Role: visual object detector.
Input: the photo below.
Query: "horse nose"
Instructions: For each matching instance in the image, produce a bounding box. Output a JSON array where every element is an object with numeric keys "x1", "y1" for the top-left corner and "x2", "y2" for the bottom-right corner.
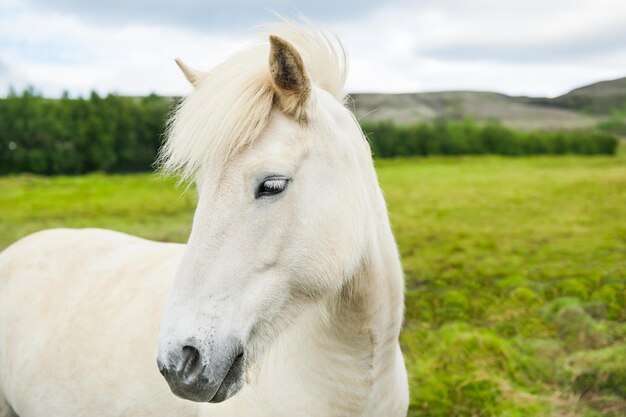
[
  {"x1": 157, "y1": 343, "x2": 206, "y2": 398},
  {"x1": 166, "y1": 345, "x2": 203, "y2": 378},
  {"x1": 157, "y1": 339, "x2": 245, "y2": 403}
]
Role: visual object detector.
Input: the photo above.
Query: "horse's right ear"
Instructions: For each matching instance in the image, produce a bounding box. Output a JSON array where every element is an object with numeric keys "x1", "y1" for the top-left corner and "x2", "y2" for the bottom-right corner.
[
  {"x1": 269, "y1": 35, "x2": 311, "y2": 124},
  {"x1": 175, "y1": 58, "x2": 204, "y2": 86}
]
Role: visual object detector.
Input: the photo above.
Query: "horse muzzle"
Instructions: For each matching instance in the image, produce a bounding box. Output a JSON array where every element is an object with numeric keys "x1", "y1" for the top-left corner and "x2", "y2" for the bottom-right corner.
[{"x1": 157, "y1": 339, "x2": 245, "y2": 403}]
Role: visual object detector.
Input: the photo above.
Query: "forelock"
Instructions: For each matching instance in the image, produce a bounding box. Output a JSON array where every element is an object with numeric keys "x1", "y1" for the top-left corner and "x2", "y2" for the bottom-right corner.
[{"x1": 158, "y1": 21, "x2": 348, "y2": 182}]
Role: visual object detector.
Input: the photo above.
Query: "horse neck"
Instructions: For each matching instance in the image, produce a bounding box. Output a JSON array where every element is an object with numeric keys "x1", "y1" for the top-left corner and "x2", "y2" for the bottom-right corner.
[{"x1": 250, "y1": 183, "x2": 406, "y2": 416}]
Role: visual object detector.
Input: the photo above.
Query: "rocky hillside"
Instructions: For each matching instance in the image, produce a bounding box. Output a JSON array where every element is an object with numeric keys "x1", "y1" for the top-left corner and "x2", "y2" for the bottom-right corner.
[
  {"x1": 534, "y1": 77, "x2": 626, "y2": 114},
  {"x1": 349, "y1": 77, "x2": 626, "y2": 131}
]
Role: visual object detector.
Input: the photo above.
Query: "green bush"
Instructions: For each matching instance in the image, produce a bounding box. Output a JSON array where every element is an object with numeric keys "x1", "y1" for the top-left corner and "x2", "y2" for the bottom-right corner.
[
  {"x1": 363, "y1": 119, "x2": 619, "y2": 158},
  {"x1": 0, "y1": 90, "x2": 619, "y2": 175},
  {"x1": 0, "y1": 89, "x2": 173, "y2": 175}
]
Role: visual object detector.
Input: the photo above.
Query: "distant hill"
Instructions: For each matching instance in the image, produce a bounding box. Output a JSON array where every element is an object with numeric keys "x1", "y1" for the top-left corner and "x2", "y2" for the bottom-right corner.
[
  {"x1": 349, "y1": 77, "x2": 626, "y2": 131},
  {"x1": 531, "y1": 77, "x2": 626, "y2": 115}
]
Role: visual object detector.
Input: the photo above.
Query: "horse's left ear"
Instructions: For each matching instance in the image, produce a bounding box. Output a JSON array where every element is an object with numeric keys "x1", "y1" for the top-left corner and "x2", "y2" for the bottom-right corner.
[
  {"x1": 269, "y1": 35, "x2": 311, "y2": 123},
  {"x1": 175, "y1": 58, "x2": 204, "y2": 86}
]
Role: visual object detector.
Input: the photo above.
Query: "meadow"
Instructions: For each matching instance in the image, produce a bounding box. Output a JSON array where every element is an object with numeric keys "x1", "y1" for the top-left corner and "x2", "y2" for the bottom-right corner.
[{"x1": 0, "y1": 155, "x2": 624, "y2": 416}]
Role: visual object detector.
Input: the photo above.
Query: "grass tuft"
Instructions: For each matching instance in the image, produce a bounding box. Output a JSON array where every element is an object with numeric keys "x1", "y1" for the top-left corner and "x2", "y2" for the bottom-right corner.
[{"x1": 1, "y1": 155, "x2": 624, "y2": 416}]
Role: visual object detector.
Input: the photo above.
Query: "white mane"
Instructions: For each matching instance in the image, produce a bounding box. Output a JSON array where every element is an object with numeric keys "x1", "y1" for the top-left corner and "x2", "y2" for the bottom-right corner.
[{"x1": 159, "y1": 22, "x2": 348, "y2": 181}]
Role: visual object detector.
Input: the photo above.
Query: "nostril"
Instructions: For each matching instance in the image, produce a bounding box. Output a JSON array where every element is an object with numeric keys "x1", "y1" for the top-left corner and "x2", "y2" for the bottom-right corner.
[{"x1": 181, "y1": 345, "x2": 202, "y2": 381}]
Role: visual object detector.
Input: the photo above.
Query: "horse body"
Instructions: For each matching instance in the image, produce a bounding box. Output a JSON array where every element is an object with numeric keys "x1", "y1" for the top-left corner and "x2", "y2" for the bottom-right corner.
[
  {"x1": 0, "y1": 22, "x2": 409, "y2": 416},
  {"x1": 0, "y1": 229, "x2": 193, "y2": 417},
  {"x1": 0, "y1": 225, "x2": 407, "y2": 416}
]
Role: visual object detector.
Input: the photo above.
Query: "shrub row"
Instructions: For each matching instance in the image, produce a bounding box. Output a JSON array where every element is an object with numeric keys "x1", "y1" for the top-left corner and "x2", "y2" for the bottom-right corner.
[
  {"x1": 0, "y1": 90, "x2": 618, "y2": 175},
  {"x1": 0, "y1": 90, "x2": 172, "y2": 175},
  {"x1": 363, "y1": 119, "x2": 618, "y2": 158}
]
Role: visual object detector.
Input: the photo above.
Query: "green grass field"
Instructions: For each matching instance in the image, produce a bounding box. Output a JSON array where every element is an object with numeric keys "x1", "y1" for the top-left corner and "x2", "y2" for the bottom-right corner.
[{"x1": 1, "y1": 156, "x2": 625, "y2": 416}]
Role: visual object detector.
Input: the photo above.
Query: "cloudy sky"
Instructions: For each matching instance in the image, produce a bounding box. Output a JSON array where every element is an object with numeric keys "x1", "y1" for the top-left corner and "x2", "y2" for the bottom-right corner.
[{"x1": 1, "y1": 0, "x2": 625, "y2": 98}]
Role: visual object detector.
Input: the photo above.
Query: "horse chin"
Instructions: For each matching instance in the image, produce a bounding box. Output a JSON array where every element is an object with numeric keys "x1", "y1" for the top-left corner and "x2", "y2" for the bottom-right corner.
[
  {"x1": 167, "y1": 370, "x2": 244, "y2": 404},
  {"x1": 207, "y1": 352, "x2": 246, "y2": 403},
  {"x1": 209, "y1": 374, "x2": 244, "y2": 403},
  {"x1": 164, "y1": 351, "x2": 246, "y2": 403}
]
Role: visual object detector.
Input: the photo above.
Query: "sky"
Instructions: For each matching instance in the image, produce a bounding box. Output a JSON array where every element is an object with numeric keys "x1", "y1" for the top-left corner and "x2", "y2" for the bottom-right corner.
[{"x1": 1, "y1": 0, "x2": 625, "y2": 98}]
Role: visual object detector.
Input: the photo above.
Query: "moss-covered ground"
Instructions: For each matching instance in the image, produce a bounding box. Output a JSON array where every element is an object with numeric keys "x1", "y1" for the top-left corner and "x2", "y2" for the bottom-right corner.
[{"x1": 1, "y1": 155, "x2": 624, "y2": 416}]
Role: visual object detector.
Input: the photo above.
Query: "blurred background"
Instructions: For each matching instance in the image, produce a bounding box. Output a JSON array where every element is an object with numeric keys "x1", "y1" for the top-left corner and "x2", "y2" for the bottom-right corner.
[{"x1": 1, "y1": 1, "x2": 625, "y2": 416}]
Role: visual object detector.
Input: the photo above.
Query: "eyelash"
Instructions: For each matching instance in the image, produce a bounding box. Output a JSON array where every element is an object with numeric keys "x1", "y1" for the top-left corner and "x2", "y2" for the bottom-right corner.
[{"x1": 255, "y1": 177, "x2": 289, "y2": 199}]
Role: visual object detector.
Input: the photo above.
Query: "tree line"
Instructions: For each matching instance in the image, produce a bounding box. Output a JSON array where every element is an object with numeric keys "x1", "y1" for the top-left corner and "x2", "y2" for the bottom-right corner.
[
  {"x1": 363, "y1": 119, "x2": 618, "y2": 158},
  {"x1": 0, "y1": 90, "x2": 619, "y2": 175},
  {"x1": 0, "y1": 90, "x2": 172, "y2": 175}
]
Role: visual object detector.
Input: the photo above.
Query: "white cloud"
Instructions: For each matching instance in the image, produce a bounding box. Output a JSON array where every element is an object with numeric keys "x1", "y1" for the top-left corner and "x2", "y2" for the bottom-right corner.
[
  {"x1": 1, "y1": 0, "x2": 625, "y2": 97},
  {"x1": 328, "y1": 0, "x2": 626, "y2": 95},
  {"x1": 0, "y1": 4, "x2": 247, "y2": 96}
]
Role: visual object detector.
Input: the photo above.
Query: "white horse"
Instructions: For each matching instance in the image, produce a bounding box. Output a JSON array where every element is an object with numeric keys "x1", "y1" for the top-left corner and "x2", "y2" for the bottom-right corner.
[{"x1": 0, "y1": 23, "x2": 408, "y2": 417}]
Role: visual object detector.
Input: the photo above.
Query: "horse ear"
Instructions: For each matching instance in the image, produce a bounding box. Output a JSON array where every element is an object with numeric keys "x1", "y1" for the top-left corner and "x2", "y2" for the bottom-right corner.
[
  {"x1": 174, "y1": 58, "x2": 203, "y2": 86},
  {"x1": 269, "y1": 35, "x2": 311, "y2": 123}
]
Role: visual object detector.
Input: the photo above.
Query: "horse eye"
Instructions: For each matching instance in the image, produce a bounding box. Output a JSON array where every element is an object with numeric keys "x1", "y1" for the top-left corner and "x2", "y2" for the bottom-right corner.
[{"x1": 256, "y1": 177, "x2": 289, "y2": 198}]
